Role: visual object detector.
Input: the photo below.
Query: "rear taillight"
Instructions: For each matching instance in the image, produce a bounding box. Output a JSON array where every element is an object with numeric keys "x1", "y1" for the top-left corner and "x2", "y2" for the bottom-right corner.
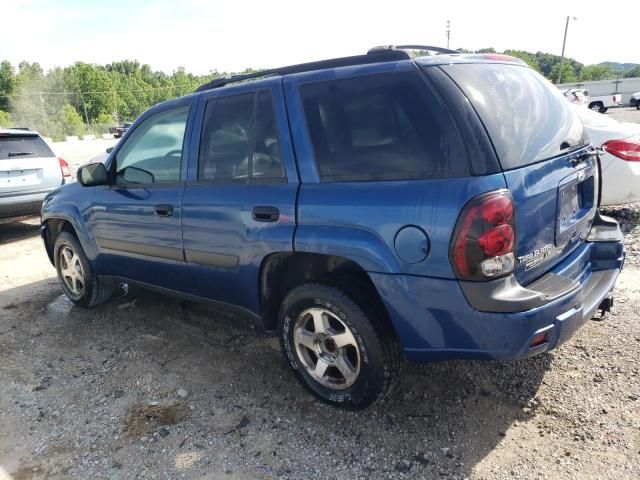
[
  {"x1": 58, "y1": 157, "x2": 72, "y2": 177},
  {"x1": 602, "y1": 140, "x2": 640, "y2": 161},
  {"x1": 450, "y1": 191, "x2": 516, "y2": 281}
]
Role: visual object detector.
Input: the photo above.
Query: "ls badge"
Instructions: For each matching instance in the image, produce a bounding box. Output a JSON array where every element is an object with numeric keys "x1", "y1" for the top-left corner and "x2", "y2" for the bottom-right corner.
[{"x1": 518, "y1": 244, "x2": 553, "y2": 271}]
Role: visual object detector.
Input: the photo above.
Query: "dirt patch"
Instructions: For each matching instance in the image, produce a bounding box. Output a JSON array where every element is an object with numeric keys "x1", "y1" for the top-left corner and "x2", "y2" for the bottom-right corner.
[{"x1": 124, "y1": 401, "x2": 190, "y2": 436}]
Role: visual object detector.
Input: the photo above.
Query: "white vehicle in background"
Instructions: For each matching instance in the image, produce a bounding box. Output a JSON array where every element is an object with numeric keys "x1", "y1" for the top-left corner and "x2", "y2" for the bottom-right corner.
[
  {"x1": 563, "y1": 88, "x2": 621, "y2": 113},
  {"x1": 583, "y1": 91, "x2": 622, "y2": 113},
  {"x1": 562, "y1": 88, "x2": 589, "y2": 107},
  {"x1": 573, "y1": 106, "x2": 640, "y2": 205},
  {"x1": 0, "y1": 128, "x2": 72, "y2": 222}
]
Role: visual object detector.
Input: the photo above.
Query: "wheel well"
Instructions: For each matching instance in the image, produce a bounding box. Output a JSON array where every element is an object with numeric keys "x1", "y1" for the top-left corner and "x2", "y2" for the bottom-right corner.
[
  {"x1": 259, "y1": 252, "x2": 390, "y2": 332},
  {"x1": 43, "y1": 218, "x2": 76, "y2": 265}
]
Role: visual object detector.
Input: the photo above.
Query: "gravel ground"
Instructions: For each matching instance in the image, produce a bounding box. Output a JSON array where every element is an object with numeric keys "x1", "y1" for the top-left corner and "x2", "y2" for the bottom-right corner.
[
  {"x1": 0, "y1": 206, "x2": 639, "y2": 480},
  {"x1": 606, "y1": 105, "x2": 640, "y2": 124}
]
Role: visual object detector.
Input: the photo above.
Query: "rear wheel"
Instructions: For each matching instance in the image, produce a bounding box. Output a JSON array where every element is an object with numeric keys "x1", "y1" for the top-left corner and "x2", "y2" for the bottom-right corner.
[
  {"x1": 278, "y1": 282, "x2": 404, "y2": 409},
  {"x1": 589, "y1": 102, "x2": 604, "y2": 113},
  {"x1": 54, "y1": 231, "x2": 112, "y2": 308}
]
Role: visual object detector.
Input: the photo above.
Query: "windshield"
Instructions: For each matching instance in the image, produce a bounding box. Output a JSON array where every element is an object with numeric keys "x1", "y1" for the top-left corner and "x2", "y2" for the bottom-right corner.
[
  {"x1": 441, "y1": 64, "x2": 590, "y2": 169},
  {"x1": 0, "y1": 135, "x2": 55, "y2": 160}
]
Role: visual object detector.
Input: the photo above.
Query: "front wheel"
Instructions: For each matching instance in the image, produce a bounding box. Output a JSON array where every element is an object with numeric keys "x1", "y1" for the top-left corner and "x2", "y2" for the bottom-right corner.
[
  {"x1": 54, "y1": 231, "x2": 113, "y2": 308},
  {"x1": 278, "y1": 282, "x2": 404, "y2": 409}
]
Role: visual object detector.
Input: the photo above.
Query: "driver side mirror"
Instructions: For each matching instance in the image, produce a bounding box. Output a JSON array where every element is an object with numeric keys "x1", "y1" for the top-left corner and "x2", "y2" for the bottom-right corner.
[
  {"x1": 78, "y1": 162, "x2": 108, "y2": 187},
  {"x1": 106, "y1": 146, "x2": 114, "y2": 154}
]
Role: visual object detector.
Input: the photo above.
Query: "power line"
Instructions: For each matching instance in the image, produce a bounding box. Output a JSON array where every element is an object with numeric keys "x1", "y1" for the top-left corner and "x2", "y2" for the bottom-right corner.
[{"x1": 0, "y1": 83, "x2": 202, "y2": 98}]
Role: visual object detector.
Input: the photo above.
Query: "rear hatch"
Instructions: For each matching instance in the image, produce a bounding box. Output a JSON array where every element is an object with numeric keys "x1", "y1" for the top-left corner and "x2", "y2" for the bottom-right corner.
[
  {"x1": 0, "y1": 132, "x2": 62, "y2": 195},
  {"x1": 439, "y1": 62, "x2": 596, "y2": 285}
]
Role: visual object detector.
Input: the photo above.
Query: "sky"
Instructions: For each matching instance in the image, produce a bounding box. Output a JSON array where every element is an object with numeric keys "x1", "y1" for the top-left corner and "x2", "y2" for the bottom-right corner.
[{"x1": 2, "y1": 0, "x2": 639, "y2": 75}]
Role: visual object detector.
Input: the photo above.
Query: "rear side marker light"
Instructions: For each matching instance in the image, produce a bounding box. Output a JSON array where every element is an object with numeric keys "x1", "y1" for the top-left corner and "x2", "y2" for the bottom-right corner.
[
  {"x1": 530, "y1": 332, "x2": 549, "y2": 347},
  {"x1": 602, "y1": 140, "x2": 640, "y2": 162},
  {"x1": 58, "y1": 157, "x2": 72, "y2": 177},
  {"x1": 450, "y1": 190, "x2": 516, "y2": 281}
]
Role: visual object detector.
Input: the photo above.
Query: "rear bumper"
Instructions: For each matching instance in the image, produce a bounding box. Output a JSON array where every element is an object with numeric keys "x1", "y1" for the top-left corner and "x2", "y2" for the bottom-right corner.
[
  {"x1": 0, "y1": 188, "x2": 58, "y2": 220},
  {"x1": 370, "y1": 215, "x2": 624, "y2": 363}
]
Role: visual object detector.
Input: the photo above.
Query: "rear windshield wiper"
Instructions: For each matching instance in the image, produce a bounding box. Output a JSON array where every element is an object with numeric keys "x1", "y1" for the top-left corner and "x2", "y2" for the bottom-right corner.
[{"x1": 7, "y1": 151, "x2": 34, "y2": 157}]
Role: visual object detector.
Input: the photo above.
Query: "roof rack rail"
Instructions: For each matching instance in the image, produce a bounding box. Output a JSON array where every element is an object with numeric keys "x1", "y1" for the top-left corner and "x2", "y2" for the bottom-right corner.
[
  {"x1": 195, "y1": 49, "x2": 411, "y2": 93},
  {"x1": 367, "y1": 45, "x2": 459, "y2": 55}
]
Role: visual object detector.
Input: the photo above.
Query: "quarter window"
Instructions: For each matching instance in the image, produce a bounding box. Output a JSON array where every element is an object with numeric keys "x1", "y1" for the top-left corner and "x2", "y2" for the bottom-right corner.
[
  {"x1": 300, "y1": 71, "x2": 468, "y2": 181},
  {"x1": 115, "y1": 106, "x2": 189, "y2": 184}
]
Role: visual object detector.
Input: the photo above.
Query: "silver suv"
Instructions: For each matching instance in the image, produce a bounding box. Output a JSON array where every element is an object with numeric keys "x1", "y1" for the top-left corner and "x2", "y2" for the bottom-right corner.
[{"x1": 0, "y1": 128, "x2": 71, "y2": 222}]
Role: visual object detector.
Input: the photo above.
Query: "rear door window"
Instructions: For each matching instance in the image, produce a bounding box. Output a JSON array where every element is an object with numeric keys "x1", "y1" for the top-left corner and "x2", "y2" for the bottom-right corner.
[
  {"x1": 300, "y1": 71, "x2": 468, "y2": 181},
  {"x1": 441, "y1": 64, "x2": 589, "y2": 170},
  {"x1": 0, "y1": 135, "x2": 54, "y2": 160},
  {"x1": 198, "y1": 90, "x2": 285, "y2": 182}
]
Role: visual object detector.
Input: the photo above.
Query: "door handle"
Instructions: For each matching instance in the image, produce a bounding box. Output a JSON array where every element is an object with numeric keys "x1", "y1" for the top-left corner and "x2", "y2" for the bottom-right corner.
[
  {"x1": 252, "y1": 206, "x2": 279, "y2": 222},
  {"x1": 154, "y1": 204, "x2": 174, "y2": 217}
]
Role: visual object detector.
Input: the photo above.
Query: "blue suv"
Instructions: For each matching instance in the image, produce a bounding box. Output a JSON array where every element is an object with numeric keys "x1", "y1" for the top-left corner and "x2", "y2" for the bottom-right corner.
[{"x1": 41, "y1": 46, "x2": 625, "y2": 408}]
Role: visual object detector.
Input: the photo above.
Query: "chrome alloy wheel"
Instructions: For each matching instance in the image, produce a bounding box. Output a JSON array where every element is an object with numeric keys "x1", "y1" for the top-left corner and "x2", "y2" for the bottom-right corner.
[
  {"x1": 59, "y1": 245, "x2": 85, "y2": 296},
  {"x1": 293, "y1": 307, "x2": 361, "y2": 389}
]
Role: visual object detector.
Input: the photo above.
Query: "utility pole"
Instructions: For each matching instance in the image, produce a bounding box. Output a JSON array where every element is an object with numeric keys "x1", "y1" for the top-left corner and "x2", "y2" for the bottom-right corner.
[
  {"x1": 446, "y1": 20, "x2": 451, "y2": 49},
  {"x1": 558, "y1": 16, "x2": 577, "y2": 84},
  {"x1": 39, "y1": 93, "x2": 48, "y2": 136},
  {"x1": 80, "y1": 93, "x2": 90, "y2": 128}
]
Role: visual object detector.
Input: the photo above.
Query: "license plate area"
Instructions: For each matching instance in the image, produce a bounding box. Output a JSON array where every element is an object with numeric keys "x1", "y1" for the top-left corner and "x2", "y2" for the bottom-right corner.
[
  {"x1": 1, "y1": 169, "x2": 41, "y2": 187},
  {"x1": 556, "y1": 169, "x2": 595, "y2": 246}
]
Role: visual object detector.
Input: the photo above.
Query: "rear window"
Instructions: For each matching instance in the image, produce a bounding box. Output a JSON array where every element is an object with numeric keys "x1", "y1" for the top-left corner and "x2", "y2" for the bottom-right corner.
[
  {"x1": 300, "y1": 71, "x2": 468, "y2": 181},
  {"x1": 442, "y1": 64, "x2": 589, "y2": 170},
  {"x1": 0, "y1": 134, "x2": 55, "y2": 160}
]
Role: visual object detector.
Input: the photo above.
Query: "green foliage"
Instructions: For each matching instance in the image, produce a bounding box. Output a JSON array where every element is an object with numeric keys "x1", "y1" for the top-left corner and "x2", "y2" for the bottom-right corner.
[
  {"x1": 503, "y1": 50, "x2": 541, "y2": 72},
  {"x1": 623, "y1": 65, "x2": 640, "y2": 78},
  {"x1": 0, "y1": 59, "x2": 221, "y2": 138},
  {"x1": 579, "y1": 64, "x2": 615, "y2": 81},
  {"x1": 550, "y1": 62, "x2": 578, "y2": 83},
  {"x1": 0, "y1": 109, "x2": 11, "y2": 127},
  {"x1": 60, "y1": 104, "x2": 84, "y2": 136}
]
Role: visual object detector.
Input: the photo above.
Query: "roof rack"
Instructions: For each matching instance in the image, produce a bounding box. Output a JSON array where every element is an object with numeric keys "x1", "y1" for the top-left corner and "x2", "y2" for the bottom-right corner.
[
  {"x1": 195, "y1": 49, "x2": 416, "y2": 93},
  {"x1": 195, "y1": 45, "x2": 458, "y2": 93}
]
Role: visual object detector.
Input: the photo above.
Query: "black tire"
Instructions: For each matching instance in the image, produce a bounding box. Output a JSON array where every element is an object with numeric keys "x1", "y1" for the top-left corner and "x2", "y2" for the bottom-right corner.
[
  {"x1": 278, "y1": 282, "x2": 404, "y2": 409},
  {"x1": 601, "y1": 107, "x2": 608, "y2": 113},
  {"x1": 589, "y1": 102, "x2": 604, "y2": 113},
  {"x1": 54, "y1": 231, "x2": 113, "y2": 308}
]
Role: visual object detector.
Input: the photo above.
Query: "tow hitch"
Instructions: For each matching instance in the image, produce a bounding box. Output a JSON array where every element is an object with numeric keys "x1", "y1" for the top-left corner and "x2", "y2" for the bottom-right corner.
[{"x1": 592, "y1": 296, "x2": 614, "y2": 321}]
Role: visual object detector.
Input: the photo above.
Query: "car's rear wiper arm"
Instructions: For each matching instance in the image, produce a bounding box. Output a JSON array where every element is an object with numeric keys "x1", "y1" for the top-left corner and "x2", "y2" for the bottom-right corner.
[{"x1": 7, "y1": 151, "x2": 34, "y2": 157}]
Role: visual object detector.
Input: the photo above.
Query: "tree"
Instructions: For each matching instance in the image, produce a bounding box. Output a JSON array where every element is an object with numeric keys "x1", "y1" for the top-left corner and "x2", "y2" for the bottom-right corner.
[
  {"x1": 550, "y1": 62, "x2": 578, "y2": 83},
  {"x1": 623, "y1": 65, "x2": 640, "y2": 78},
  {"x1": 60, "y1": 104, "x2": 85, "y2": 136},
  {"x1": 0, "y1": 61, "x2": 15, "y2": 110},
  {"x1": 579, "y1": 64, "x2": 615, "y2": 81},
  {"x1": 503, "y1": 50, "x2": 541, "y2": 72},
  {"x1": 0, "y1": 109, "x2": 10, "y2": 127}
]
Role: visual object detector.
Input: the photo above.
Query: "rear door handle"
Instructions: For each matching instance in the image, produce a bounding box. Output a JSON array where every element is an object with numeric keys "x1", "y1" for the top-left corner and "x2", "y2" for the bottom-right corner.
[
  {"x1": 252, "y1": 206, "x2": 279, "y2": 222},
  {"x1": 154, "y1": 204, "x2": 174, "y2": 217}
]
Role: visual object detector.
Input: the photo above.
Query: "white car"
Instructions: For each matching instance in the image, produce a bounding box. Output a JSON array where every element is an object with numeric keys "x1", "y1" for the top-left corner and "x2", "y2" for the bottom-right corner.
[
  {"x1": 1, "y1": 128, "x2": 72, "y2": 222},
  {"x1": 573, "y1": 106, "x2": 640, "y2": 205}
]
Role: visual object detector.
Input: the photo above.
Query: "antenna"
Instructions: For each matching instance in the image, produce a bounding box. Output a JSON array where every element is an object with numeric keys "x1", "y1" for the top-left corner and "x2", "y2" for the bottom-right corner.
[{"x1": 446, "y1": 20, "x2": 451, "y2": 49}]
